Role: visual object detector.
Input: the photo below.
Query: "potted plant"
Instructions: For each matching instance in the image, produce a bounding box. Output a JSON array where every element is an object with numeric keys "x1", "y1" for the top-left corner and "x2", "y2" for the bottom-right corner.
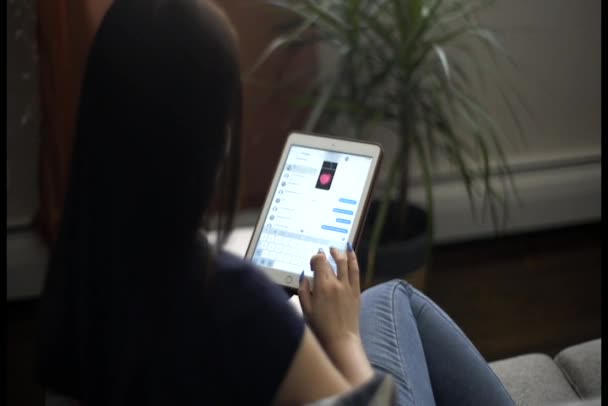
[{"x1": 248, "y1": 0, "x2": 523, "y2": 289}]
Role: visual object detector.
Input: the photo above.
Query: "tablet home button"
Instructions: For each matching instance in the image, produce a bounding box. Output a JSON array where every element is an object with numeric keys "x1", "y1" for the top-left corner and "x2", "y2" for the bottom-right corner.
[{"x1": 285, "y1": 275, "x2": 293, "y2": 284}]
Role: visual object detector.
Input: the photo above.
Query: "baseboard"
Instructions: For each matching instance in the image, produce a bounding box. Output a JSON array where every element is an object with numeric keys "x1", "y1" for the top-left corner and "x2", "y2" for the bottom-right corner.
[{"x1": 407, "y1": 154, "x2": 602, "y2": 244}]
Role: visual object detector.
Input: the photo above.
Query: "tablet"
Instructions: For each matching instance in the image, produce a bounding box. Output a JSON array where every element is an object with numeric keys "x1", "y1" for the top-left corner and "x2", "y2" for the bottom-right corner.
[{"x1": 245, "y1": 132, "x2": 383, "y2": 292}]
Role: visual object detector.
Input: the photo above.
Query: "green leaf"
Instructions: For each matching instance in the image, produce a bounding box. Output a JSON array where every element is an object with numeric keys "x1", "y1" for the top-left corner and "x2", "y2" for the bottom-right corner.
[
  {"x1": 364, "y1": 156, "x2": 401, "y2": 288},
  {"x1": 244, "y1": 17, "x2": 317, "y2": 78},
  {"x1": 398, "y1": 0, "x2": 443, "y2": 67},
  {"x1": 303, "y1": 72, "x2": 341, "y2": 131},
  {"x1": 498, "y1": 84, "x2": 525, "y2": 146},
  {"x1": 426, "y1": 98, "x2": 479, "y2": 216},
  {"x1": 411, "y1": 129, "x2": 435, "y2": 266},
  {"x1": 450, "y1": 61, "x2": 472, "y2": 87},
  {"x1": 300, "y1": 0, "x2": 349, "y2": 36},
  {"x1": 419, "y1": 104, "x2": 438, "y2": 165},
  {"x1": 390, "y1": 0, "x2": 409, "y2": 43},
  {"x1": 358, "y1": 4, "x2": 399, "y2": 48},
  {"x1": 433, "y1": 45, "x2": 451, "y2": 82},
  {"x1": 434, "y1": 0, "x2": 491, "y2": 28},
  {"x1": 450, "y1": 93, "x2": 513, "y2": 229},
  {"x1": 498, "y1": 73, "x2": 539, "y2": 149},
  {"x1": 448, "y1": 43, "x2": 489, "y2": 94},
  {"x1": 467, "y1": 27, "x2": 517, "y2": 68},
  {"x1": 408, "y1": 0, "x2": 423, "y2": 22}
]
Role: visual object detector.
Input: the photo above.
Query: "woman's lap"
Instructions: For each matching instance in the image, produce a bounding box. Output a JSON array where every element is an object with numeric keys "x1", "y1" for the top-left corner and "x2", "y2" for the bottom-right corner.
[
  {"x1": 360, "y1": 280, "x2": 514, "y2": 406},
  {"x1": 360, "y1": 280, "x2": 436, "y2": 405}
]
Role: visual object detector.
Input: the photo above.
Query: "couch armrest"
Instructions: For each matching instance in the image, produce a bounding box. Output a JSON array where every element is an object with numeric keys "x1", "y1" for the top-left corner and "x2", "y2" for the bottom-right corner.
[
  {"x1": 554, "y1": 339, "x2": 602, "y2": 399},
  {"x1": 490, "y1": 353, "x2": 579, "y2": 405}
]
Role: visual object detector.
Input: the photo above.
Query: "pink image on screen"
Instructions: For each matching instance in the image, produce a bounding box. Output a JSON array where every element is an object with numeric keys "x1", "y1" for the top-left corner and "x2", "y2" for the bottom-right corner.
[
  {"x1": 319, "y1": 173, "x2": 333, "y2": 185},
  {"x1": 316, "y1": 161, "x2": 338, "y2": 190}
]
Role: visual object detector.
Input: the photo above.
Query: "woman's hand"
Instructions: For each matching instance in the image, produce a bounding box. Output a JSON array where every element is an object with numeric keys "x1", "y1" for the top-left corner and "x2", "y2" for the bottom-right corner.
[
  {"x1": 298, "y1": 244, "x2": 374, "y2": 386},
  {"x1": 298, "y1": 245, "x2": 361, "y2": 346}
]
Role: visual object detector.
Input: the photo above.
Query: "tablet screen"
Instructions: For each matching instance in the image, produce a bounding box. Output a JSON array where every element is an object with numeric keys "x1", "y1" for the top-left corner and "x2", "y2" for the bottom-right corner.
[{"x1": 251, "y1": 145, "x2": 373, "y2": 278}]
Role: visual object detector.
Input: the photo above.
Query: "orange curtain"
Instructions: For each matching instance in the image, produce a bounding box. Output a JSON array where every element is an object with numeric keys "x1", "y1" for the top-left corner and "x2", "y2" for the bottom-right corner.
[{"x1": 36, "y1": 0, "x2": 112, "y2": 244}]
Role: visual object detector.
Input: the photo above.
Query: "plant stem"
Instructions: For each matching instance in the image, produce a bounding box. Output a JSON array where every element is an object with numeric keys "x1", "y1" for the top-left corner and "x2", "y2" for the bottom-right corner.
[
  {"x1": 413, "y1": 136, "x2": 435, "y2": 284},
  {"x1": 364, "y1": 156, "x2": 401, "y2": 289},
  {"x1": 398, "y1": 105, "x2": 412, "y2": 230},
  {"x1": 398, "y1": 139, "x2": 411, "y2": 229}
]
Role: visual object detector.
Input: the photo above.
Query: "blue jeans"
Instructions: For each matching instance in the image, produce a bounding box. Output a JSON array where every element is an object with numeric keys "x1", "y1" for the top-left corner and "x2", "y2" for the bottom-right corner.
[{"x1": 360, "y1": 280, "x2": 515, "y2": 406}]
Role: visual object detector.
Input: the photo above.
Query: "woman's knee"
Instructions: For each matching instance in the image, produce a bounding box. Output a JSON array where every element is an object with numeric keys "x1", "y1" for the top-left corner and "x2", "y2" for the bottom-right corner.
[{"x1": 361, "y1": 279, "x2": 413, "y2": 308}]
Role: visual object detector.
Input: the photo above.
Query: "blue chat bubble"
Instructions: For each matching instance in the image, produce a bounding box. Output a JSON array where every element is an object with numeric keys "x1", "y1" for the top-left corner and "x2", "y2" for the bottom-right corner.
[
  {"x1": 339, "y1": 198, "x2": 357, "y2": 205},
  {"x1": 333, "y1": 208, "x2": 353, "y2": 215},
  {"x1": 321, "y1": 225, "x2": 348, "y2": 233},
  {"x1": 336, "y1": 218, "x2": 351, "y2": 224}
]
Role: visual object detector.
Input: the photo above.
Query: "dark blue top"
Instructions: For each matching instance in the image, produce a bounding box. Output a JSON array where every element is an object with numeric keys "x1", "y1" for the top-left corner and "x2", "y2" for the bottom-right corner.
[
  {"x1": 197, "y1": 252, "x2": 305, "y2": 404},
  {"x1": 39, "y1": 248, "x2": 305, "y2": 405}
]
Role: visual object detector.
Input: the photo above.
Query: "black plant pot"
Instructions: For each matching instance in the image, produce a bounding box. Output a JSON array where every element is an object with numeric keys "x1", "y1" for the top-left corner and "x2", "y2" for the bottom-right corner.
[{"x1": 357, "y1": 201, "x2": 429, "y2": 290}]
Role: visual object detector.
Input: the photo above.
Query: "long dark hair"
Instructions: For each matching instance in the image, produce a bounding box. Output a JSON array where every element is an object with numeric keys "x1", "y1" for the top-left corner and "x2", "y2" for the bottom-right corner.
[{"x1": 36, "y1": 0, "x2": 242, "y2": 403}]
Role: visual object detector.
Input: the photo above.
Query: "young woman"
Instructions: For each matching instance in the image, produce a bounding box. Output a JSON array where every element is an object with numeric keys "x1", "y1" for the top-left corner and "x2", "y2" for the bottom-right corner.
[{"x1": 36, "y1": 1, "x2": 515, "y2": 405}]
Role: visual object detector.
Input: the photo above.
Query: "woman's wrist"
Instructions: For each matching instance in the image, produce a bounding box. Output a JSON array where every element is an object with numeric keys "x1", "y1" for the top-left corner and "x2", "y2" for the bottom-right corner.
[{"x1": 323, "y1": 333, "x2": 375, "y2": 387}]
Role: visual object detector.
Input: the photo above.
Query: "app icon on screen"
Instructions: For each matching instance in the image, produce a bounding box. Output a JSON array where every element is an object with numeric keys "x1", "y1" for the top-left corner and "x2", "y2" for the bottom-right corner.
[{"x1": 316, "y1": 161, "x2": 338, "y2": 190}]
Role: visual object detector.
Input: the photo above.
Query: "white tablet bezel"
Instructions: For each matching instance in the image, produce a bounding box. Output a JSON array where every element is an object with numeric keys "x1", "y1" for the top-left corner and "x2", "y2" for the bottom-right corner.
[{"x1": 244, "y1": 131, "x2": 383, "y2": 291}]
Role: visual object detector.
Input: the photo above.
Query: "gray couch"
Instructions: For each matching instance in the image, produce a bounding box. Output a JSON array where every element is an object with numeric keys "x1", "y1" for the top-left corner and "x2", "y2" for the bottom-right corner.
[
  {"x1": 45, "y1": 339, "x2": 601, "y2": 406},
  {"x1": 490, "y1": 339, "x2": 601, "y2": 405}
]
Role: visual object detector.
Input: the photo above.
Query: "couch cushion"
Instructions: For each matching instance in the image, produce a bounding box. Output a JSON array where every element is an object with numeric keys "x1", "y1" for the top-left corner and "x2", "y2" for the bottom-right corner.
[
  {"x1": 490, "y1": 353, "x2": 579, "y2": 405},
  {"x1": 552, "y1": 398, "x2": 601, "y2": 406},
  {"x1": 554, "y1": 339, "x2": 602, "y2": 399}
]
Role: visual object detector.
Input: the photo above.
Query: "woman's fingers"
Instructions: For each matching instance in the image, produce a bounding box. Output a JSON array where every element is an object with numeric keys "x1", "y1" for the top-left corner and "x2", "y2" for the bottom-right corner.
[
  {"x1": 298, "y1": 272, "x2": 312, "y2": 317},
  {"x1": 346, "y1": 242, "x2": 360, "y2": 293},
  {"x1": 330, "y1": 246, "x2": 349, "y2": 283},
  {"x1": 310, "y1": 249, "x2": 333, "y2": 286}
]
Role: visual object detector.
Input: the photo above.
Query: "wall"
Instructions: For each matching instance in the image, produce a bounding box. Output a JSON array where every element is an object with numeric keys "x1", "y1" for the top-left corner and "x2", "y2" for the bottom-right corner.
[
  {"x1": 7, "y1": 0, "x2": 47, "y2": 301},
  {"x1": 324, "y1": 0, "x2": 602, "y2": 241},
  {"x1": 481, "y1": 0, "x2": 601, "y2": 161},
  {"x1": 418, "y1": 0, "x2": 602, "y2": 241},
  {"x1": 7, "y1": 0, "x2": 39, "y2": 228},
  {"x1": 414, "y1": 0, "x2": 602, "y2": 241}
]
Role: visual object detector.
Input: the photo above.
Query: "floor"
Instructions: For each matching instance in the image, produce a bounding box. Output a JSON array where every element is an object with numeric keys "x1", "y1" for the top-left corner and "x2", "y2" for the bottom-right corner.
[
  {"x1": 6, "y1": 222, "x2": 602, "y2": 405},
  {"x1": 427, "y1": 222, "x2": 602, "y2": 362}
]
